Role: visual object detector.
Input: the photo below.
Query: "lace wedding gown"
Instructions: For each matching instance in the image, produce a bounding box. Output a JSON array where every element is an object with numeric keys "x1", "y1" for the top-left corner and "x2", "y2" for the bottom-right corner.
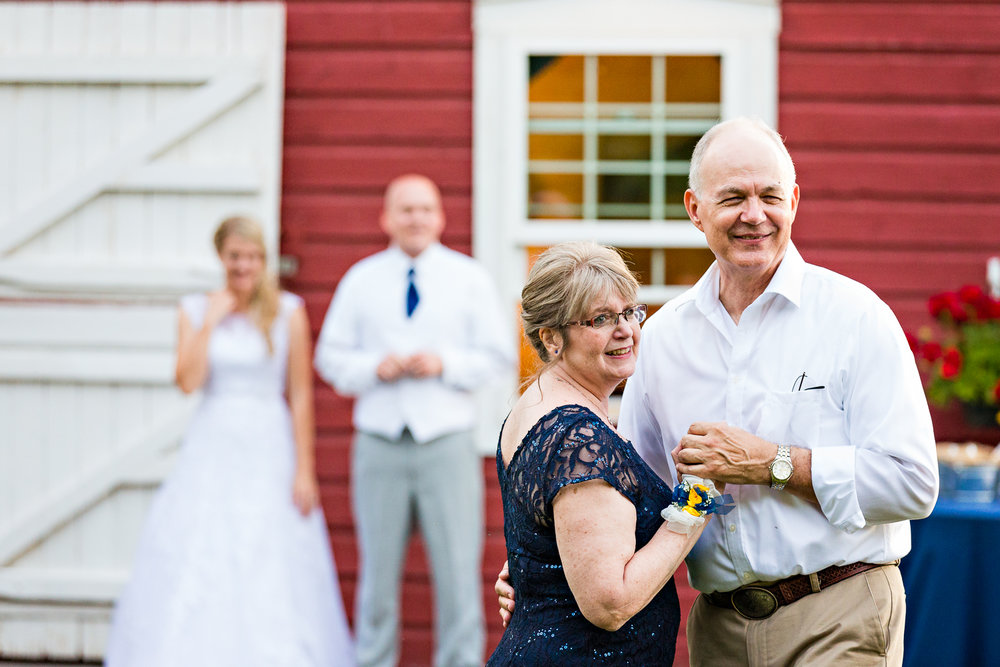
[{"x1": 105, "y1": 292, "x2": 355, "y2": 666}]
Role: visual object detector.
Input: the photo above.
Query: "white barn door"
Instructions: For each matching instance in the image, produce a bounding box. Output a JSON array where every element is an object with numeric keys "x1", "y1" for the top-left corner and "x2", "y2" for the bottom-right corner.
[{"x1": 0, "y1": 2, "x2": 286, "y2": 659}]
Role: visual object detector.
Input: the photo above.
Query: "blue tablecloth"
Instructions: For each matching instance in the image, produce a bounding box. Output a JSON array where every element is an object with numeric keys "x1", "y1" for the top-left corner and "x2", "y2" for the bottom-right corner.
[{"x1": 900, "y1": 499, "x2": 1000, "y2": 666}]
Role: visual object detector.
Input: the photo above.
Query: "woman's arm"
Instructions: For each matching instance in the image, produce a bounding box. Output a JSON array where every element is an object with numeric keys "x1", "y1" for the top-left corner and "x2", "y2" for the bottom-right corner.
[
  {"x1": 287, "y1": 304, "x2": 320, "y2": 516},
  {"x1": 553, "y1": 479, "x2": 705, "y2": 632},
  {"x1": 175, "y1": 290, "x2": 235, "y2": 393}
]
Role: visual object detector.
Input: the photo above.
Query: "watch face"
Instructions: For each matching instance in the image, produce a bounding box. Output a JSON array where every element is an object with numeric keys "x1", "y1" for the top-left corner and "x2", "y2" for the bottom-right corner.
[{"x1": 772, "y1": 460, "x2": 793, "y2": 481}]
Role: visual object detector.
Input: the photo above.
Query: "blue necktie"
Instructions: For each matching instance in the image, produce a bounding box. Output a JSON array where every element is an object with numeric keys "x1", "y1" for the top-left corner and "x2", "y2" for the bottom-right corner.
[{"x1": 406, "y1": 267, "x2": 419, "y2": 318}]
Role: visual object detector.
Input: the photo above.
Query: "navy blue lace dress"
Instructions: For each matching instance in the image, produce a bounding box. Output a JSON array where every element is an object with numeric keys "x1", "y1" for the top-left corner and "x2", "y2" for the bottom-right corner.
[{"x1": 488, "y1": 404, "x2": 680, "y2": 666}]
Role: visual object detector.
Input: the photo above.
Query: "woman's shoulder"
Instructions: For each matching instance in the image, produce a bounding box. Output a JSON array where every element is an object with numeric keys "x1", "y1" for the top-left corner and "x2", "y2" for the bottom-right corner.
[
  {"x1": 519, "y1": 404, "x2": 623, "y2": 457},
  {"x1": 179, "y1": 292, "x2": 208, "y2": 321},
  {"x1": 279, "y1": 290, "x2": 304, "y2": 312}
]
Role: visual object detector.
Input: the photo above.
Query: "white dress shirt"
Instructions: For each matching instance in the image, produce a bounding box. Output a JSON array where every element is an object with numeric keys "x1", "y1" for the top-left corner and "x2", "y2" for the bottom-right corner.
[
  {"x1": 314, "y1": 243, "x2": 516, "y2": 444},
  {"x1": 619, "y1": 242, "x2": 939, "y2": 593}
]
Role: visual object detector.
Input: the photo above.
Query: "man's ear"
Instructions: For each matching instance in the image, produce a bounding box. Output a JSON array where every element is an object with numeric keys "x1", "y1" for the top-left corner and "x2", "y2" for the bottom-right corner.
[{"x1": 684, "y1": 189, "x2": 704, "y2": 232}]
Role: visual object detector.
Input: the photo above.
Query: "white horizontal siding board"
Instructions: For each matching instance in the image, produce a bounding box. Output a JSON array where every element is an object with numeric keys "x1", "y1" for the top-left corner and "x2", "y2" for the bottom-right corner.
[
  {"x1": 0, "y1": 260, "x2": 219, "y2": 296},
  {"x1": 0, "y1": 568, "x2": 127, "y2": 602},
  {"x1": 0, "y1": 304, "x2": 175, "y2": 346},
  {"x1": 0, "y1": 67, "x2": 262, "y2": 255},
  {"x1": 0, "y1": 56, "x2": 240, "y2": 83},
  {"x1": 0, "y1": 349, "x2": 175, "y2": 383},
  {"x1": 113, "y1": 163, "x2": 261, "y2": 193}
]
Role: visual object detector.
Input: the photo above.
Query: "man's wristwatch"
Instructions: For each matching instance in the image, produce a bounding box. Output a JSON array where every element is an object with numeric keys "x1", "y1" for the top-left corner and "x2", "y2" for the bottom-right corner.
[{"x1": 769, "y1": 444, "x2": 793, "y2": 490}]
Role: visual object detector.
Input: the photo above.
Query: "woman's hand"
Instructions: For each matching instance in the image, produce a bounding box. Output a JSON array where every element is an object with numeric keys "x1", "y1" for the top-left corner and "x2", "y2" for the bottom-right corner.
[
  {"x1": 203, "y1": 289, "x2": 237, "y2": 330},
  {"x1": 495, "y1": 560, "x2": 515, "y2": 628},
  {"x1": 292, "y1": 468, "x2": 320, "y2": 516}
]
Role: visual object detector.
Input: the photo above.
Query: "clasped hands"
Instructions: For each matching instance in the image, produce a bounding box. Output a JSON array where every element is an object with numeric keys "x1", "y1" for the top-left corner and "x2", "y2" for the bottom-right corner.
[
  {"x1": 673, "y1": 421, "x2": 776, "y2": 486},
  {"x1": 377, "y1": 352, "x2": 443, "y2": 381}
]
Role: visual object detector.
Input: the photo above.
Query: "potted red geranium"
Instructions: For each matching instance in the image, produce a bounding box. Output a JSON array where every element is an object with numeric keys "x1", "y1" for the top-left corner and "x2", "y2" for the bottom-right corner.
[{"x1": 908, "y1": 284, "x2": 1000, "y2": 427}]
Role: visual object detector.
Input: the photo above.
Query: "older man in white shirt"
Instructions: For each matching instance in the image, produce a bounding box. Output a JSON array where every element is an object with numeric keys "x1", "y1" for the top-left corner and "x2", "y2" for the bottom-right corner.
[
  {"x1": 617, "y1": 118, "x2": 938, "y2": 665},
  {"x1": 316, "y1": 174, "x2": 516, "y2": 667}
]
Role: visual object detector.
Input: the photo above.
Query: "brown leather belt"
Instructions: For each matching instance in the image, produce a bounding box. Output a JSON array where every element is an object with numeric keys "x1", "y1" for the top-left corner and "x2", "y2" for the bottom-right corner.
[{"x1": 704, "y1": 561, "x2": 891, "y2": 620}]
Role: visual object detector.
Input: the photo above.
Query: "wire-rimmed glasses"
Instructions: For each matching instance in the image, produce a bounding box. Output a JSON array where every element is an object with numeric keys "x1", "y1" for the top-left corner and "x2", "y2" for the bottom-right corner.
[{"x1": 565, "y1": 304, "x2": 647, "y2": 329}]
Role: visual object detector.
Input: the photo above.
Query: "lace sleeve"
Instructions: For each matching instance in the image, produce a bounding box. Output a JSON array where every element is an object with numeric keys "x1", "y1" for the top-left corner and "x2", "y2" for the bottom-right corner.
[{"x1": 536, "y1": 413, "x2": 641, "y2": 526}]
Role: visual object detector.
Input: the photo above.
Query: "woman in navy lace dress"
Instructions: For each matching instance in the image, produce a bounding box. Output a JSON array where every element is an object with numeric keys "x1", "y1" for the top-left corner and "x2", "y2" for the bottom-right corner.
[{"x1": 488, "y1": 242, "x2": 712, "y2": 665}]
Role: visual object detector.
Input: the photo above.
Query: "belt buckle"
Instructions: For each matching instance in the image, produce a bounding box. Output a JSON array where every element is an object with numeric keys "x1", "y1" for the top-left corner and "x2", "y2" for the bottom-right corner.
[{"x1": 730, "y1": 586, "x2": 779, "y2": 619}]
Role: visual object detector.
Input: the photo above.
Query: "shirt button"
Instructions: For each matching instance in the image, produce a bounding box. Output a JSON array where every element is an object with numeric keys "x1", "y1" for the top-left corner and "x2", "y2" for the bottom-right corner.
[{"x1": 728, "y1": 524, "x2": 736, "y2": 533}]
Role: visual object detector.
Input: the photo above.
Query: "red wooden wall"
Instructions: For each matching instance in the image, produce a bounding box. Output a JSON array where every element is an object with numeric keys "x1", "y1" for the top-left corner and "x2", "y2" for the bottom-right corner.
[
  {"x1": 779, "y1": 0, "x2": 1000, "y2": 441},
  {"x1": 277, "y1": 1, "x2": 1000, "y2": 665},
  {"x1": 279, "y1": 2, "x2": 485, "y2": 664}
]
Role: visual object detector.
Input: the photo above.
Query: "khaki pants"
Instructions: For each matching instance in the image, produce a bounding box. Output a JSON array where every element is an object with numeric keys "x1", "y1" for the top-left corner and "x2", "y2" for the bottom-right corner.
[{"x1": 688, "y1": 564, "x2": 905, "y2": 667}]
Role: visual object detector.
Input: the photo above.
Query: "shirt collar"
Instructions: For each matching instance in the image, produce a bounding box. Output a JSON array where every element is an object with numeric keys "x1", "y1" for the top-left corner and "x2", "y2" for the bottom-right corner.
[
  {"x1": 693, "y1": 241, "x2": 805, "y2": 317},
  {"x1": 387, "y1": 242, "x2": 443, "y2": 271}
]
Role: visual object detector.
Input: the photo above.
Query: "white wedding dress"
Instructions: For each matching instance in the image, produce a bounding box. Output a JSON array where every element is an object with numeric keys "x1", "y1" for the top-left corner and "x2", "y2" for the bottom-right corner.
[{"x1": 105, "y1": 292, "x2": 355, "y2": 667}]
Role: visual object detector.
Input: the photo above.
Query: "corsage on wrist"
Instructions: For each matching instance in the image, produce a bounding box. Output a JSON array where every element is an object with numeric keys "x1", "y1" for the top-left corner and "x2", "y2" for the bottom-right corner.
[{"x1": 660, "y1": 475, "x2": 735, "y2": 534}]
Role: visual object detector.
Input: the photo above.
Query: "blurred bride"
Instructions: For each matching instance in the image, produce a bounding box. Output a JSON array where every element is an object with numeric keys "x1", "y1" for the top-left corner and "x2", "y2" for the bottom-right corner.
[{"x1": 105, "y1": 216, "x2": 355, "y2": 666}]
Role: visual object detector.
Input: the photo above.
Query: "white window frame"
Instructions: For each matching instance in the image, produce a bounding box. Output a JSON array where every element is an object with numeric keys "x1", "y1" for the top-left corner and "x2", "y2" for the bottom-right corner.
[
  {"x1": 473, "y1": 0, "x2": 781, "y2": 305},
  {"x1": 470, "y1": 0, "x2": 780, "y2": 445}
]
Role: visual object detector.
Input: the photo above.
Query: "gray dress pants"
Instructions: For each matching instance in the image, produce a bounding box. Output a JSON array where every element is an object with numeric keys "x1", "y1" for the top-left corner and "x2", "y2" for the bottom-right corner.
[{"x1": 351, "y1": 429, "x2": 485, "y2": 667}]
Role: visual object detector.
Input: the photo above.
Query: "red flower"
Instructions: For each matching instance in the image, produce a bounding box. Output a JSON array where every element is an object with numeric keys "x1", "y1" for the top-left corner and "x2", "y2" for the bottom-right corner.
[
  {"x1": 928, "y1": 292, "x2": 952, "y2": 319},
  {"x1": 920, "y1": 341, "x2": 942, "y2": 362},
  {"x1": 948, "y1": 301, "x2": 969, "y2": 322},
  {"x1": 941, "y1": 346, "x2": 963, "y2": 379},
  {"x1": 993, "y1": 380, "x2": 1000, "y2": 404},
  {"x1": 959, "y1": 284, "x2": 985, "y2": 304}
]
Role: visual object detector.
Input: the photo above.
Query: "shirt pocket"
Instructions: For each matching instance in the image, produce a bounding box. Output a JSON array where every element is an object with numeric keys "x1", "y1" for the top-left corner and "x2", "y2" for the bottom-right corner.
[{"x1": 756, "y1": 390, "x2": 822, "y2": 448}]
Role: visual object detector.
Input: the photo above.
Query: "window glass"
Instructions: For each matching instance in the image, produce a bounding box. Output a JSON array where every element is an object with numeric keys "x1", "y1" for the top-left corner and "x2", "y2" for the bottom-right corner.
[{"x1": 527, "y1": 54, "x2": 721, "y2": 221}]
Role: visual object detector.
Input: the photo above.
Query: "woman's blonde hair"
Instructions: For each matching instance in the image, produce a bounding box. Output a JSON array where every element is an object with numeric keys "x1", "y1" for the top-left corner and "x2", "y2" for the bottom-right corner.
[
  {"x1": 521, "y1": 241, "x2": 639, "y2": 367},
  {"x1": 213, "y1": 216, "x2": 280, "y2": 354}
]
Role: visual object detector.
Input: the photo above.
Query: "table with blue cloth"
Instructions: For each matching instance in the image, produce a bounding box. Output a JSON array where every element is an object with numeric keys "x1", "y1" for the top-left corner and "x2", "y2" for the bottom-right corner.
[{"x1": 900, "y1": 499, "x2": 1000, "y2": 666}]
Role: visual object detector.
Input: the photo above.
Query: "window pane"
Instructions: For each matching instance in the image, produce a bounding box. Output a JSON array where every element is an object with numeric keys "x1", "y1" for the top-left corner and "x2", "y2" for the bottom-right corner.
[
  {"x1": 529, "y1": 55, "x2": 585, "y2": 103},
  {"x1": 665, "y1": 134, "x2": 700, "y2": 161},
  {"x1": 665, "y1": 55, "x2": 721, "y2": 103},
  {"x1": 619, "y1": 247, "x2": 652, "y2": 284},
  {"x1": 598, "y1": 135, "x2": 651, "y2": 161},
  {"x1": 664, "y1": 248, "x2": 716, "y2": 285},
  {"x1": 598, "y1": 175, "x2": 650, "y2": 219},
  {"x1": 530, "y1": 134, "x2": 584, "y2": 161},
  {"x1": 528, "y1": 174, "x2": 584, "y2": 219},
  {"x1": 527, "y1": 53, "x2": 720, "y2": 222},
  {"x1": 597, "y1": 55, "x2": 651, "y2": 103}
]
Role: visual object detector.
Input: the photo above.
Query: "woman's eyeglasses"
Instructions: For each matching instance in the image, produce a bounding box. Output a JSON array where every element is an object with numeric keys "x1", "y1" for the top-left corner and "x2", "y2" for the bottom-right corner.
[{"x1": 565, "y1": 304, "x2": 647, "y2": 329}]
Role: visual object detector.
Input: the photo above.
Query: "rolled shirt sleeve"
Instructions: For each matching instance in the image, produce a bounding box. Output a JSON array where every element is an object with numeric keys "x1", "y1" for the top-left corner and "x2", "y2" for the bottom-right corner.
[{"x1": 812, "y1": 301, "x2": 938, "y2": 532}]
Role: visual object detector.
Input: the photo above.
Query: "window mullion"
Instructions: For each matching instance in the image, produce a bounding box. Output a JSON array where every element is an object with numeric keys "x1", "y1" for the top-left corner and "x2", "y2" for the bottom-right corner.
[{"x1": 583, "y1": 55, "x2": 599, "y2": 222}]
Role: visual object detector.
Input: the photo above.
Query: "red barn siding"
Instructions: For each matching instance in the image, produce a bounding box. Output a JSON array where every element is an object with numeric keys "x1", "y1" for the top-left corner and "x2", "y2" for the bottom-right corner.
[
  {"x1": 781, "y1": 0, "x2": 1000, "y2": 441},
  {"x1": 278, "y1": 2, "x2": 1000, "y2": 666},
  {"x1": 280, "y1": 2, "x2": 479, "y2": 664}
]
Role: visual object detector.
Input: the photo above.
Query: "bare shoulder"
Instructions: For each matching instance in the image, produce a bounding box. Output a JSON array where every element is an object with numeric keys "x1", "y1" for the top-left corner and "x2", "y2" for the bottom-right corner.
[{"x1": 499, "y1": 379, "x2": 575, "y2": 465}]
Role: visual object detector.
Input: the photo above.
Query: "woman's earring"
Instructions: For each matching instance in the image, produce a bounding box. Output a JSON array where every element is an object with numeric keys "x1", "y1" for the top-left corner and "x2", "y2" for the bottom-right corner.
[{"x1": 552, "y1": 349, "x2": 559, "y2": 356}]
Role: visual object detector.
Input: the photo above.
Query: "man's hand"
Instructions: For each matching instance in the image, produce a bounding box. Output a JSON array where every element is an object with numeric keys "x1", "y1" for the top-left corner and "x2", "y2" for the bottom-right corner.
[
  {"x1": 404, "y1": 352, "x2": 443, "y2": 378},
  {"x1": 376, "y1": 354, "x2": 407, "y2": 382},
  {"x1": 495, "y1": 560, "x2": 515, "y2": 628},
  {"x1": 672, "y1": 421, "x2": 774, "y2": 485}
]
